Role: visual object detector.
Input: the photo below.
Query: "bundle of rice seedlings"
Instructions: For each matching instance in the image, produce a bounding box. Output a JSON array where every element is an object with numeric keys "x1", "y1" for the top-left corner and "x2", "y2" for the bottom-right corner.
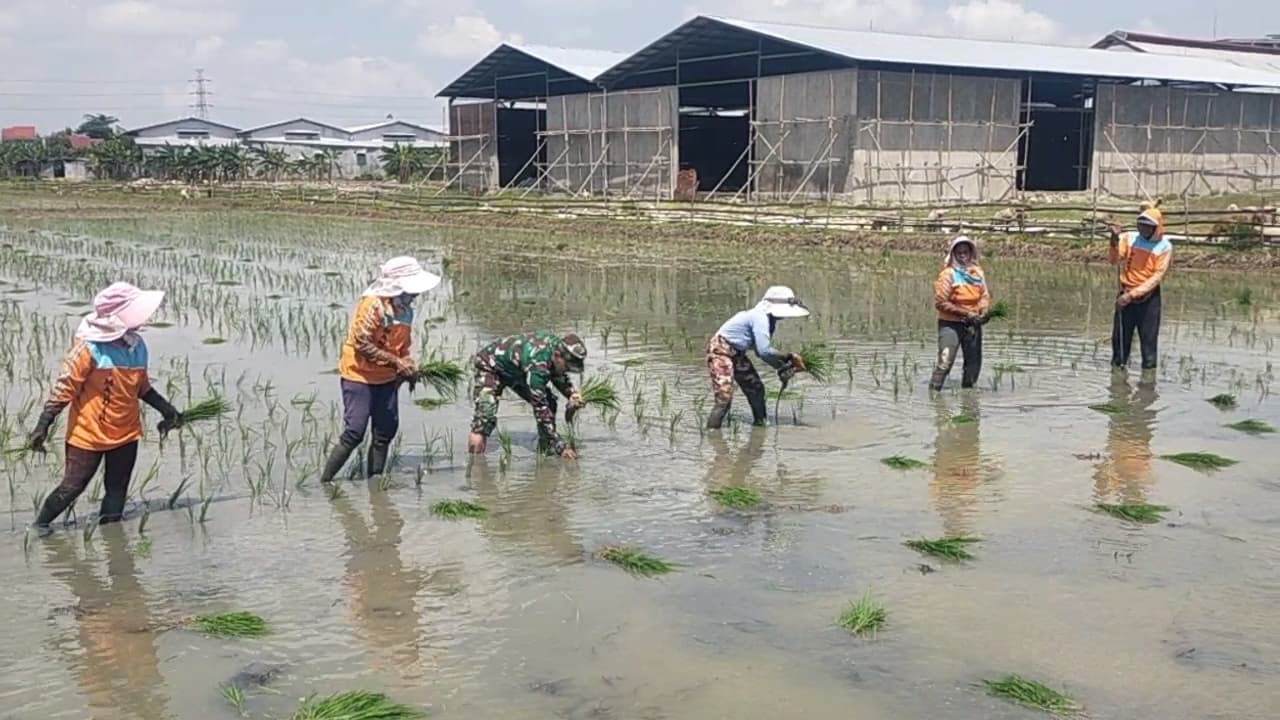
[
  {"x1": 797, "y1": 342, "x2": 833, "y2": 383},
  {"x1": 578, "y1": 376, "x2": 621, "y2": 413},
  {"x1": 1088, "y1": 402, "x2": 1126, "y2": 415},
  {"x1": 413, "y1": 397, "x2": 449, "y2": 410},
  {"x1": 1160, "y1": 452, "x2": 1238, "y2": 471},
  {"x1": 190, "y1": 611, "x2": 269, "y2": 638},
  {"x1": 597, "y1": 545, "x2": 676, "y2": 577},
  {"x1": 1207, "y1": 393, "x2": 1238, "y2": 410},
  {"x1": 708, "y1": 486, "x2": 762, "y2": 510},
  {"x1": 950, "y1": 413, "x2": 977, "y2": 425},
  {"x1": 981, "y1": 674, "x2": 1080, "y2": 716},
  {"x1": 836, "y1": 593, "x2": 887, "y2": 636},
  {"x1": 291, "y1": 690, "x2": 425, "y2": 720},
  {"x1": 1225, "y1": 419, "x2": 1275, "y2": 435},
  {"x1": 904, "y1": 535, "x2": 980, "y2": 561},
  {"x1": 430, "y1": 499, "x2": 489, "y2": 520},
  {"x1": 416, "y1": 354, "x2": 465, "y2": 399},
  {"x1": 881, "y1": 455, "x2": 929, "y2": 470},
  {"x1": 182, "y1": 396, "x2": 232, "y2": 424},
  {"x1": 1094, "y1": 502, "x2": 1171, "y2": 524},
  {"x1": 985, "y1": 300, "x2": 1010, "y2": 320}
]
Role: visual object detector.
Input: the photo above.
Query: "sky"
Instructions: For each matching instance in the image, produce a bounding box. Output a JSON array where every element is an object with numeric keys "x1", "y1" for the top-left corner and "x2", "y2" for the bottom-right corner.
[{"x1": 0, "y1": 0, "x2": 1276, "y2": 133}]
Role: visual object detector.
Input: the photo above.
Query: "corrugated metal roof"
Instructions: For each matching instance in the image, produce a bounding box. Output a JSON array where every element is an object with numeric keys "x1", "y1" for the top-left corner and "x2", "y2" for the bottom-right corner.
[
  {"x1": 512, "y1": 44, "x2": 627, "y2": 83},
  {"x1": 437, "y1": 43, "x2": 627, "y2": 99},
  {"x1": 597, "y1": 16, "x2": 1280, "y2": 89},
  {"x1": 1099, "y1": 40, "x2": 1280, "y2": 75}
]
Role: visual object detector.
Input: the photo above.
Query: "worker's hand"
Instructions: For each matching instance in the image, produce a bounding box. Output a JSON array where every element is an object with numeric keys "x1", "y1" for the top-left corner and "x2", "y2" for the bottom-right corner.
[
  {"x1": 964, "y1": 312, "x2": 983, "y2": 327},
  {"x1": 157, "y1": 412, "x2": 185, "y2": 438},
  {"x1": 568, "y1": 390, "x2": 584, "y2": 409},
  {"x1": 25, "y1": 427, "x2": 49, "y2": 454},
  {"x1": 789, "y1": 353, "x2": 806, "y2": 371},
  {"x1": 561, "y1": 447, "x2": 578, "y2": 460},
  {"x1": 1108, "y1": 223, "x2": 1123, "y2": 240},
  {"x1": 1116, "y1": 292, "x2": 1132, "y2": 308},
  {"x1": 467, "y1": 432, "x2": 487, "y2": 454},
  {"x1": 394, "y1": 357, "x2": 417, "y2": 379}
]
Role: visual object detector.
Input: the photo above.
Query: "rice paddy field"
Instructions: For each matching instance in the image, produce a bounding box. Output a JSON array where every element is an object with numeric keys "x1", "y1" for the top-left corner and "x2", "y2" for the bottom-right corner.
[{"x1": 1, "y1": 210, "x2": 1279, "y2": 719}]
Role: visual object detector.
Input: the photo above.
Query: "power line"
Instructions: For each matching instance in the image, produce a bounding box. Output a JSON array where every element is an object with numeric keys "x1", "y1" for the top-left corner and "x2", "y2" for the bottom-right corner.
[{"x1": 189, "y1": 68, "x2": 213, "y2": 118}]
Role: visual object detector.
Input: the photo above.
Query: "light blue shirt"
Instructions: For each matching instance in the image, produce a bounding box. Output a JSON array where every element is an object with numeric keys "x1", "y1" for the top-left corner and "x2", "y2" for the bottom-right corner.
[{"x1": 716, "y1": 307, "x2": 787, "y2": 367}]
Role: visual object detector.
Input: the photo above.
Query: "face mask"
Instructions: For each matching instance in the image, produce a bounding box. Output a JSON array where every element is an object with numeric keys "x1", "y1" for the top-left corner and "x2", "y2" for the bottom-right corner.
[{"x1": 1137, "y1": 225, "x2": 1156, "y2": 240}]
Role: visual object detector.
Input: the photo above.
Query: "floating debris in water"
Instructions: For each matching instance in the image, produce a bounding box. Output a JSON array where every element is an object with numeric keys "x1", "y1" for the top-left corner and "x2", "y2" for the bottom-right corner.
[
  {"x1": 1207, "y1": 394, "x2": 1238, "y2": 410},
  {"x1": 836, "y1": 592, "x2": 886, "y2": 636},
  {"x1": 708, "y1": 486, "x2": 762, "y2": 510},
  {"x1": 881, "y1": 455, "x2": 929, "y2": 470},
  {"x1": 430, "y1": 499, "x2": 489, "y2": 520},
  {"x1": 1094, "y1": 503, "x2": 1171, "y2": 524},
  {"x1": 190, "y1": 611, "x2": 269, "y2": 638},
  {"x1": 291, "y1": 690, "x2": 425, "y2": 720},
  {"x1": 981, "y1": 674, "x2": 1080, "y2": 716},
  {"x1": 1224, "y1": 419, "x2": 1275, "y2": 435},
  {"x1": 904, "y1": 536, "x2": 979, "y2": 561},
  {"x1": 597, "y1": 545, "x2": 676, "y2": 577},
  {"x1": 1160, "y1": 452, "x2": 1238, "y2": 471},
  {"x1": 215, "y1": 280, "x2": 241, "y2": 287},
  {"x1": 1088, "y1": 402, "x2": 1125, "y2": 415}
]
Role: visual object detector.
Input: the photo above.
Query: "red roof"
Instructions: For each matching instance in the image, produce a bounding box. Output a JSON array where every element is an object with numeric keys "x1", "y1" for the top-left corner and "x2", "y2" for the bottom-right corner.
[
  {"x1": 68, "y1": 134, "x2": 102, "y2": 150},
  {"x1": 1, "y1": 126, "x2": 38, "y2": 141}
]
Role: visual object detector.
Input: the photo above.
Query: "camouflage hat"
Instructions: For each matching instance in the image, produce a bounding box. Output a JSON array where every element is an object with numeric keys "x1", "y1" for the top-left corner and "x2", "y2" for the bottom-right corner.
[{"x1": 557, "y1": 332, "x2": 587, "y2": 371}]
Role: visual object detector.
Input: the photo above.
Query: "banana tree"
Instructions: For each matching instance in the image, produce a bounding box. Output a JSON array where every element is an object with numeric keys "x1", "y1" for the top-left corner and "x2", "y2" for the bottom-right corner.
[
  {"x1": 381, "y1": 144, "x2": 420, "y2": 183},
  {"x1": 254, "y1": 147, "x2": 291, "y2": 181}
]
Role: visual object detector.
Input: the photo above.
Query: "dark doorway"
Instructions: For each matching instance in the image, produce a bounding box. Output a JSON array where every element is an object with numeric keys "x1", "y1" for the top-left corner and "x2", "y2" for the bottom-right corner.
[
  {"x1": 496, "y1": 105, "x2": 545, "y2": 189},
  {"x1": 1018, "y1": 77, "x2": 1094, "y2": 191},
  {"x1": 678, "y1": 81, "x2": 751, "y2": 193}
]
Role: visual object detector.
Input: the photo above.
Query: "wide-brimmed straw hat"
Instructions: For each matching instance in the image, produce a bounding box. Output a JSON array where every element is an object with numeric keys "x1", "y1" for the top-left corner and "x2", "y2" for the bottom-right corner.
[
  {"x1": 757, "y1": 286, "x2": 810, "y2": 318},
  {"x1": 364, "y1": 256, "x2": 442, "y2": 297},
  {"x1": 76, "y1": 281, "x2": 165, "y2": 342}
]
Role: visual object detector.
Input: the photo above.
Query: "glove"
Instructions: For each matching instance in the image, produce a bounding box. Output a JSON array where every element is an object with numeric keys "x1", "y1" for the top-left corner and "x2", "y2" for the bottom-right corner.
[
  {"x1": 963, "y1": 313, "x2": 982, "y2": 327},
  {"x1": 778, "y1": 364, "x2": 797, "y2": 385},
  {"x1": 157, "y1": 412, "x2": 185, "y2": 438},
  {"x1": 26, "y1": 409, "x2": 57, "y2": 453}
]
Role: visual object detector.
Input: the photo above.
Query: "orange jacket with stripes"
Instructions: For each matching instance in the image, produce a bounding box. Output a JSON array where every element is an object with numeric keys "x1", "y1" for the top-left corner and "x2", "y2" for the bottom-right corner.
[
  {"x1": 1110, "y1": 232, "x2": 1171, "y2": 300},
  {"x1": 339, "y1": 296, "x2": 413, "y2": 385},
  {"x1": 45, "y1": 336, "x2": 153, "y2": 452},
  {"x1": 934, "y1": 264, "x2": 991, "y2": 322}
]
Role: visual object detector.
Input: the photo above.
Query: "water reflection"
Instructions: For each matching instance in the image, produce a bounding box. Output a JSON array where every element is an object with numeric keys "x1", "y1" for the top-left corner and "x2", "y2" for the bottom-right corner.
[
  {"x1": 467, "y1": 459, "x2": 583, "y2": 564},
  {"x1": 930, "y1": 394, "x2": 982, "y2": 536},
  {"x1": 333, "y1": 489, "x2": 429, "y2": 680},
  {"x1": 1093, "y1": 371, "x2": 1160, "y2": 504},
  {"x1": 703, "y1": 430, "x2": 767, "y2": 491},
  {"x1": 44, "y1": 527, "x2": 169, "y2": 720}
]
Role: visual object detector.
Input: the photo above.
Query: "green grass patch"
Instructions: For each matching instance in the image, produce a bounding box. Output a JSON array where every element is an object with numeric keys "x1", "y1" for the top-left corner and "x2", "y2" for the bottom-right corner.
[
  {"x1": 1234, "y1": 287, "x2": 1254, "y2": 306},
  {"x1": 1207, "y1": 393, "x2": 1238, "y2": 410},
  {"x1": 1094, "y1": 503, "x2": 1171, "y2": 524},
  {"x1": 904, "y1": 535, "x2": 980, "y2": 561},
  {"x1": 836, "y1": 593, "x2": 887, "y2": 636},
  {"x1": 797, "y1": 341, "x2": 833, "y2": 383},
  {"x1": 430, "y1": 499, "x2": 489, "y2": 520},
  {"x1": 1160, "y1": 452, "x2": 1239, "y2": 471},
  {"x1": 708, "y1": 486, "x2": 762, "y2": 510},
  {"x1": 191, "y1": 611, "x2": 269, "y2": 638},
  {"x1": 1225, "y1": 419, "x2": 1275, "y2": 435},
  {"x1": 881, "y1": 455, "x2": 929, "y2": 470},
  {"x1": 597, "y1": 545, "x2": 676, "y2": 577},
  {"x1": 291, "y1": 690, "x2": 425, "y2": 720},
  {"x1": 578, "y1": 376, "x2": 621, "y2": 412},
  {"x1": 1088, "y1": 402, "x2": 1125, "y2": 415},
  {"x1": 982, "y1": 674, "x2": 1080, "y2": 716}
]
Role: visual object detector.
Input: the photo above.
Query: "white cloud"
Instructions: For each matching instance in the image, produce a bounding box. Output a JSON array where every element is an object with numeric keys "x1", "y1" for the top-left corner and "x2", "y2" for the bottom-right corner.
[
  {"x1": 944, "y1": 0, "x2": 1060, "y2": 43},
  {"x1": 194, "y1": 34, "x2": 226, "y2": 59},
  {"x1": 417, "y1": 15, "x2": 524, "y2": 59},
  {"x1": 87, "y1": 1, "x2": 238, "y2": 36},
  {"x1": 0, "y1": 14, "x2": 19, "y2": 34}
]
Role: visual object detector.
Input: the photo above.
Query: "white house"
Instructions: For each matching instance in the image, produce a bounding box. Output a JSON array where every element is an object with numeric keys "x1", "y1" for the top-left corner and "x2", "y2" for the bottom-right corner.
[{"x1": 126, "y1": 117, "x2": 242, "y2": 148}]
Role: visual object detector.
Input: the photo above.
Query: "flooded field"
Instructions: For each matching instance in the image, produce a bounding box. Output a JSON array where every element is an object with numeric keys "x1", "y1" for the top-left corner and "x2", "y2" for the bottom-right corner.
[{"x1": 1, "y1": 212, "x2": 1278, "y2": 719}]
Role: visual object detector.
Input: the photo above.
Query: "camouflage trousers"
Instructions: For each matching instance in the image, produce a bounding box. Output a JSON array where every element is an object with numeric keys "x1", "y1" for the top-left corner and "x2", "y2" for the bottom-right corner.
[
  {"x1": 706, "y1": 334, "x2": 766, "y2": 426},
  {"x1": 469, "y1": 352, "x2": 556, "y2": 437}
]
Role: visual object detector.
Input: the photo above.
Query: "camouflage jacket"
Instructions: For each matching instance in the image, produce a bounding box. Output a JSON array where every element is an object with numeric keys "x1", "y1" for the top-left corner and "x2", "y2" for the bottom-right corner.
[{"x1": 477, "y1": 331, "x2": 577, "y2": 450}]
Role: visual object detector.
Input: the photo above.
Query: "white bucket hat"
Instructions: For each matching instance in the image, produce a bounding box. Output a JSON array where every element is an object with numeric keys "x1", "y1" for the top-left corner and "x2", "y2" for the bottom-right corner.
[
  {"x1": 363, "y1": 256, "x2": 442, "y2": 298},
  {"x1": 76, "y1": 281, "x2": 165, "y2": 342},
  {"x1": 757, "y1": 285, "x2": 810, "y2": 318}
]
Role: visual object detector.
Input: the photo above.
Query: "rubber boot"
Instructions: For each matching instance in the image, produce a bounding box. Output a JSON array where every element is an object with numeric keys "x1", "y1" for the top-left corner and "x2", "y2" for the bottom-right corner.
[
  {"x1": 745, "y1": 389, "x2": 768, "y2": 426},
  {"x1": 319, "y1": 440, "x2": 358, "y2": 483},
  {"x1": 706, "y1": 400, "x2": 731, "y2": 430},
  {"x1": 366, "y1": 437, "x2": 391, "y2": 477}
]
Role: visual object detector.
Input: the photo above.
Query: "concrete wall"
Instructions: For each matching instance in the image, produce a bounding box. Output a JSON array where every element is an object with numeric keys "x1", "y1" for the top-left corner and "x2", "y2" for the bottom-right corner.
[
  {"x1": 1093, "y1": 84, "x2": 1280, "y2": 197},
  {"x1": 545, "y1": 87, "x2": 678, "y2": 197},
  {"x1": 449, "y1": 102, "x2": 498, "y2": 192}
]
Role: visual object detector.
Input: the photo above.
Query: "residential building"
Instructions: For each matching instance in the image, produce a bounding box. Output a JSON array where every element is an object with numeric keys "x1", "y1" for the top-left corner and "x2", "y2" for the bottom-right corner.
[{"x1": 1, "y1": 126, "x2": 38, "y2": 142}]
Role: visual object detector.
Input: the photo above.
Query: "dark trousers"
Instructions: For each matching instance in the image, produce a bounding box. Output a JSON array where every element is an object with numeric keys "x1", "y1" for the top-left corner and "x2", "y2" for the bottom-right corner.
[
  {"x1": 1111, "y1": 287, "x2": 1162, "y2": 370},
  {"x1": 930, "y1": 320, "x2": 982, "y2": 391},
  {"x1": 340, "y1": 378, "x2": 400, "y2": 448},
  {"x1": 36, "y1": 442, "x2": 139, "y2": 527}
]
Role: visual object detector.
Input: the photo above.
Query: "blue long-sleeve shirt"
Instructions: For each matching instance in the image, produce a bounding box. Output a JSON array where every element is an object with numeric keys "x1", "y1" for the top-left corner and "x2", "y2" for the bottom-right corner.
[{"x1": 716, "y1": 307, "x2": 788, "y2": 368}]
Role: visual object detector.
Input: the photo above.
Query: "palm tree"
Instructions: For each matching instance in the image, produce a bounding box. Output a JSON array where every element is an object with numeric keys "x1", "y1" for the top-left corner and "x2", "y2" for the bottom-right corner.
[{"x1": 77, "y1": 113, "x2": 120, "y2": 140}]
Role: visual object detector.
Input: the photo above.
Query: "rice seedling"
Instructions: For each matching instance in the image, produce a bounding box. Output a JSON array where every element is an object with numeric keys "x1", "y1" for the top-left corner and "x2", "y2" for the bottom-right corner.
[
  {"x1": 597, "y1": 545, "x2": 676, "y2": 577},
  {"x1": 430, "y1": 499, "x2": 489, "y2": 520},
  {"x1": 1088, "y1": 402, "x2": 1125, "y2": 415},
  {"x1": 981, "y1": 674, "x2": 1080, "y2": 716},
  {"x1": 416, "y1": 354, "x2": 465, "y2": 399},
  {"x1": 950, "y1": 413, "x2": 977, "y2": 425},
  {"x1": 182, "y1": 395, "x2": 232, "y2": 424},
  {"x1": 291, "y1": 690, "x2": 425, "y2": 720},
  {"x1": 1207, "y1": 393, "x2": 1238, "y2": 410},
  {"x1": 221, "y1": 684, "x2": 246, "y2": 716},
  {"x1": 797, "y1": 342, "x2": 833, "y2": 383},
  {"x1": 190, "y1": 611, "x2": 269, "y2": 638},
  {"x1": 708, "y1": 485, "x2": 762, "y2": 510},
  {"x1": 985, "y1": 300, "x2": 1011, "y2": 320},
  {"x1": 1160, "y1": 452, "x2": 1238, "y2": 471},
  {"x1": 1094, "y1": 502, "x2": 1171, "y2": 524},
  {"x1": 202, "y1": 337, "x2": 227, "y2": 345},
  {"x1": 149, "y1": 321, "x2": 175, "y2": 328},
  {"x1": 578, "y1": 376, "x2": 621, "y2": 413},
  {"x1": 413, "y1": 397, "x2": 449, "y2": 410},
  {"x1": 881, "y1": 455, "x2": 929, "y2": 470},
  {"x1": 1225, "y1": 419, "x2": 1275, "y2": 434},
  {"x1": 904, "y1": 535, "x2": 980, "y2": 561},
  {"x1": 836, "y1": 593, "x2": 887, "y2": 636},
  {"x1": 1235, "y1": 287, "x2": 1254, "y2": 306}
]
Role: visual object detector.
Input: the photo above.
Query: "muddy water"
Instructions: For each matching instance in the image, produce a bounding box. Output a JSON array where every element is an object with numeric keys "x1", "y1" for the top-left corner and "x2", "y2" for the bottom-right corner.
[{"x1": 0, "y1": 213, "x2": 1278, "y2": 719}]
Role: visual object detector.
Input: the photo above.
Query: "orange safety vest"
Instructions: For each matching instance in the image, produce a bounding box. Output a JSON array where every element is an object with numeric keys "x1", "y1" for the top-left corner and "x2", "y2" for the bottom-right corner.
[
  {"x1": 50, "y1": 338, "x2": 152, "y2": 452},
  {"x1": 935, "y1": 265, "x2": 989, "y2": 322},
  {"x1": 339, "y1": 296, "x2": 413, "y2": 385}
]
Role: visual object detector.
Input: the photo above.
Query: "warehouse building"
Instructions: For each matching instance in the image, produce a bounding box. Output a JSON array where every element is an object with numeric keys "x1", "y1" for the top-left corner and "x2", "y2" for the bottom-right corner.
[{"x1": 440, "y1": 16, "x2": 1280, "y2": 202}]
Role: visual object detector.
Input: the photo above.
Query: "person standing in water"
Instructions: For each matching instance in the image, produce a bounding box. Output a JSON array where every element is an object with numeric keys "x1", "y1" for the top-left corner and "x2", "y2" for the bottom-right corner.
[
  {"x1": 26, "y1": 282, "x2": 183, "y2": 529},
  {"x1": 930, "y1": 236, "x2": 992, "y2": 392},
  {"x1": 705, "y1": 286, "x2": 809, "y2": 429},
  {"x1": 320, "y1": 257, "x2": 441, "y2": 483},
  {"x1": 1108, "y1": 205, "x2": 1171, "y2": 371}
]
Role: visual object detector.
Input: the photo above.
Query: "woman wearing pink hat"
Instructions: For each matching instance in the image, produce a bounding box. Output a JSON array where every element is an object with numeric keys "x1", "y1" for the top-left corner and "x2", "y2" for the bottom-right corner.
[
  {"x1": 26, "y1": 282, "x2": 183, "y2": 529},
  {"x1": 319, "y1": 256, "x2": 442, "y2": 483}
]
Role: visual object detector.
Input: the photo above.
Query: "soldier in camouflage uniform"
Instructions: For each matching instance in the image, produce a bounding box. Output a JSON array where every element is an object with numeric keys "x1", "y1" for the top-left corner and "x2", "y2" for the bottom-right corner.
[
  {"x1": 706, "y1": 286, "x2": 810, "y2": 429},
  {"x1": 467, "y1": 331, "x2": 587, "y2": 459}
]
